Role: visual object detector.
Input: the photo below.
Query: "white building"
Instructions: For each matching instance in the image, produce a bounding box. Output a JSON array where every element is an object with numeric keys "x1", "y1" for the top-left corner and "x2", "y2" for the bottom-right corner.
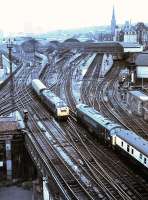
[
  {"x1": 124, "y1": 31, "x2": 137, "y2": 43},
  {"x1": 123, "y1": 21, "x2": 137, "y2": 43},
  {"x1": 135, "y1": 53, "x2": 148, "y2": 78},
  {"x1": 119, "y1": 42, "x2": 143, "y2": 53}
]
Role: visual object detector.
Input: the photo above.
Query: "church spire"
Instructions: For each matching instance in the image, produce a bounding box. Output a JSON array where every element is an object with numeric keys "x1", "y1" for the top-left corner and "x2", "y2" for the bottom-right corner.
[{"x1": 111, "y1": 6, "x2": 116, "y2": 36}]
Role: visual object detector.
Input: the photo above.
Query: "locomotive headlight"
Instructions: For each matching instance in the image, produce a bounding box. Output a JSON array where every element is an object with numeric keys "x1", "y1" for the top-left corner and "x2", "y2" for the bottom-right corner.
[{"x1": 57, "y1": 107, "x2": 69, "y2": 116}]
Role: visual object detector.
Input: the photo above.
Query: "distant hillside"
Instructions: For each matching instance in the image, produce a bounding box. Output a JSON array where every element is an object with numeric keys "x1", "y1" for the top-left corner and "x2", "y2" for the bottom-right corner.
[{"x1": 34, "y1": 25, "x2": 111, "y2": 40}]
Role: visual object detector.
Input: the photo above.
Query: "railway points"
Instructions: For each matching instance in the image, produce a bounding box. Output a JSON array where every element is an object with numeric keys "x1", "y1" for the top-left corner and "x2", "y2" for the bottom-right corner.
[{"x1": 0, "y1": 41, "x2": 148, "y2": 199}]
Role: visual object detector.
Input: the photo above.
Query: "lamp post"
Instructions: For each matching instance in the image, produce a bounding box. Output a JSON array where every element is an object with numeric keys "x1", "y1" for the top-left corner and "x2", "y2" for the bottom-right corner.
[
  {"x1": 7, "y1": 39, "x2": 13, "y2": 75},
  {"x1": 6, "y1": 38, "x2": 15, "y2": 108},
  {"x1": 5, "y1": 38, "x2": 14, "y2": 179}
]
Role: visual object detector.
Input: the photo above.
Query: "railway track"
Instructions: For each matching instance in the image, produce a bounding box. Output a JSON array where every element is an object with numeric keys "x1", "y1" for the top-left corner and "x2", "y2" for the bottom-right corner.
[
  {"x1": 58, "y1": 54, "x2": 148, "y2": 199},
  {"x1": 42, "y1": 50, "x2": 148, "y2": 199},
  {"x1": 17, "y1": 50, "x2": 133, "y2": 199},
  {"x1": 0, "y1": 48, "x2": 148, "y2": 199},
  {"x1": 12, "y1": 54, "x2": 109, "y2": 199},
  {"x1": 95, "y1": 62, "x2": 148, "y2": 140}
]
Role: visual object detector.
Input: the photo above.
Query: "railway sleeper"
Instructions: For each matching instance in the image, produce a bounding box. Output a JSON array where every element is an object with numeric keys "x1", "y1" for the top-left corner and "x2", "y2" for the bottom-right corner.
[{"x1": 66, "y1": 180, "x2": 84, "y2": 192}]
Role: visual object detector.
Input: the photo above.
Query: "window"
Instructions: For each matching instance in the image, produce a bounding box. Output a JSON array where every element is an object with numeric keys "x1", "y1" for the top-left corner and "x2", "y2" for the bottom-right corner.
[
  {"x1": 144, "y1": 158, "x2": 147, "y2": 164},
  {"x1": 131, "y1": 149, "x2": 134, "y2": 154},
  {"x1": 127, "y1": 144, "x2": 130, "y2": 152},
  {"x1": 121, "y1": 141, "x2": 123, "y2": 147},
  {"x1": 139, "y1": 153, "x2": 143, "y2": 159}
]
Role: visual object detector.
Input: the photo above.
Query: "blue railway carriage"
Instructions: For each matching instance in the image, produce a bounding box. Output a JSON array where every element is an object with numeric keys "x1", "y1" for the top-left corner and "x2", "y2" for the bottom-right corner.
[
  {"x1": 111, "y1": 129, "x2": 148, "y2": 170},
  {"x1": 76, "y1": 104, "x2": 121, "y2": 142},
  {"x1": 42, "y1": 90, "x2": 69, "y2": 119}
]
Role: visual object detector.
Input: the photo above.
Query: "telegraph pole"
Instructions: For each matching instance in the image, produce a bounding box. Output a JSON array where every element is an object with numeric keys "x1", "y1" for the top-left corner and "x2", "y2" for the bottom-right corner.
[{"x1": 7, "y1": 38, "x2": 15, "y2": 109}]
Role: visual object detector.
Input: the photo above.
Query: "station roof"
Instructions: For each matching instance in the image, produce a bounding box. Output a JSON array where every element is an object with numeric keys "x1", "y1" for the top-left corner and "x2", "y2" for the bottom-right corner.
[{"x1": 135, "y1": 53, "x2": 148, "y2": 66}]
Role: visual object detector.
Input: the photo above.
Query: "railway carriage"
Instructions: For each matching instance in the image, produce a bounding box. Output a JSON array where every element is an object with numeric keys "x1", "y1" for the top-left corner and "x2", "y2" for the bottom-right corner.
[
  {"x1": 32, "y1": 79, "x2": 69, "y2": 120},
  {"x1": 111, "y1": 129, "x2": 148, "y2": 169},
  {"x1": 76, "y1": 104, "x2": 121, "y2": 142},
  {"x1": 32, "y1": 79, "x2": 47, "y2": 95}
]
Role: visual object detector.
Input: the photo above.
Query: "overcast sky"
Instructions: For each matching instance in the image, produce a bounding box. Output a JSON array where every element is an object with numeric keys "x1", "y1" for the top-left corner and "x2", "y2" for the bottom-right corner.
[{"x1": 1, "y1": 0, "x2": 148, "y2": 34}]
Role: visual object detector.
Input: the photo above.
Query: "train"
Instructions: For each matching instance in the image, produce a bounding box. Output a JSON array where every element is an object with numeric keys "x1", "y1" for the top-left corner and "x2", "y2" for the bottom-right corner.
[
  {"x1": 76, "y1": 104, "x2": 148, "y2": 172},
  {"x1": 32, "y1": 79, "x2": 69, "y2": 120}
]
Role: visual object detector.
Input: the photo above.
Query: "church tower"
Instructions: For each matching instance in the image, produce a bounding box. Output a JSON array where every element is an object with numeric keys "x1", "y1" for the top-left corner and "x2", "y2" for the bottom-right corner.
[{"x1": 111, "y1": 6, "x2": 116, "y2": 36}]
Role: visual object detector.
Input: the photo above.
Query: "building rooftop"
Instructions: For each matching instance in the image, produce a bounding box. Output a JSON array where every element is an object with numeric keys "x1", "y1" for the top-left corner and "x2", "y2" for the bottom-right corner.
[
  {"x1": 0, "y1": 117, "x2": 18, "y2": 133},
  {"x1": 119, "y1": 42, "x2": 141, "y2": 48}
]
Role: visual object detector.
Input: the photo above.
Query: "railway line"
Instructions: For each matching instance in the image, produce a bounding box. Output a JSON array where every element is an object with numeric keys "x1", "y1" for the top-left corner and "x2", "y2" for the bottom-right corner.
[
  {"x1": 0, "y1": 66, "x2": 33, "y2": 115},
  {"x1": 41, "y1": 49, "x2": 148, "y2": 199},
  {"x1": 37, "y1": 51, "x2": 123, "y2": 199},
  {"x1": 62, "y1": 120, "x2": 148, "y2": 199},
  {"x1": 80, "y1": 53, "x2": 103, "y2": 107},
  {"x1": 0, "y1": 47, "x2": 147, "y2": 199},
  {"x1": 22, "y1": 51, "x2": 135, "y2": 198},
  {"x1": 95, "y1": 62, "x2": 148, "y2": 140},
  {"x1": 61, "y1": 118, "x2": 147, "y2": 200},
  {"x1": 56, "y1": 50, "x2": 148, "y2": 199},
  {"x1": 23, "y1": 94, "x2": 110, "y2": 198},
  {"x1": 79, "y1": 55, "x2": 148, "y2": 140},
  {"x1": 11, "y1": 53, "x2": 110, "y2": 199},
  {"x1": 48, "y1": 52, "x2": 138, "y2": 199}
]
